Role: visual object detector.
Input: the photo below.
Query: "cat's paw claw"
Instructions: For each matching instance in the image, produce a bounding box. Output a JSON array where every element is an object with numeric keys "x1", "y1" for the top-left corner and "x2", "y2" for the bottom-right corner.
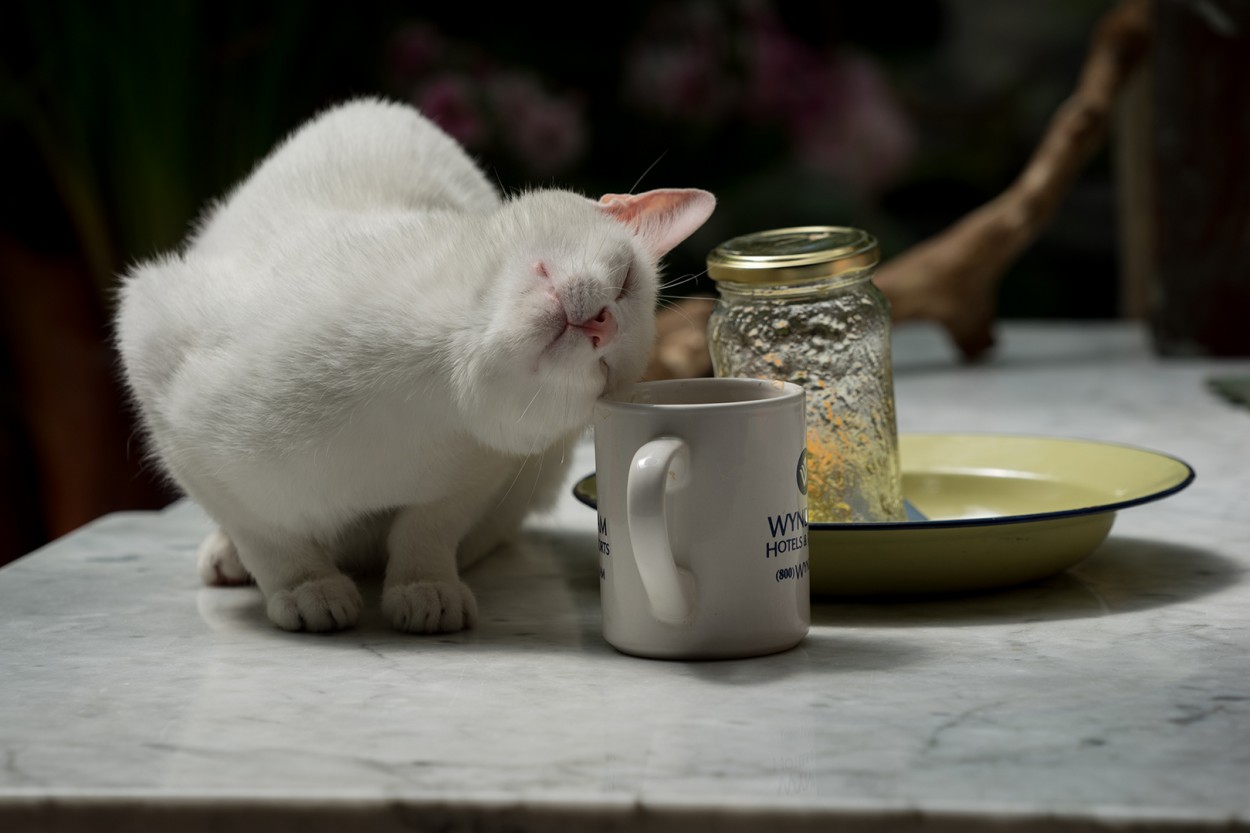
[
  {"x1": 196, "y1": 529, "x2": 251, "y2": 586},
  {"x1": 383, "y1": 580, "x2": 478, "y2": 634},
  {"x1": 267, "y1": 574, "x2": 362, "y2": 632}
]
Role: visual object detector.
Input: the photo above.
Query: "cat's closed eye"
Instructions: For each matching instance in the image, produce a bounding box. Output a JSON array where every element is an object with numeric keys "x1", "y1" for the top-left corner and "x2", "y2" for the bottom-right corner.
[{"x1": 614, "y1": 258, "x2": 636, "y2": 300}]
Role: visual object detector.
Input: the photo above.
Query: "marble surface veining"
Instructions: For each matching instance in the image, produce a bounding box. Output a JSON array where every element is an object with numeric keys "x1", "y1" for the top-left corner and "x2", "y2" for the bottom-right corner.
[{"x1": 1, "y1": 322, "x2": 1248, "y2": 832}]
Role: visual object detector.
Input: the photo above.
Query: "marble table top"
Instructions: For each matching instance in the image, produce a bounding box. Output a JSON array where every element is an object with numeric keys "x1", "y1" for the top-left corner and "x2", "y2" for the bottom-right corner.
[{"x1": 2, "y1": 321, "x2": 1248, "y2": 832}]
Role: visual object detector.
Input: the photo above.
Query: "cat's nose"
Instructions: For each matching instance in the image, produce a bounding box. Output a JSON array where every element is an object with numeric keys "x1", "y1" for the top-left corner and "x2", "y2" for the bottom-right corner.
[{"x1": 573, "y1": 307, "x2": 617, "y2": 349}]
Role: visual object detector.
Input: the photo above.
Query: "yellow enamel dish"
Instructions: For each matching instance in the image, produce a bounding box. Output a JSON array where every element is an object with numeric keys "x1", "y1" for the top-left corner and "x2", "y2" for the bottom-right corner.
[{"x1": 572, "y1": 433, "x2": 1195, "y2": 597}]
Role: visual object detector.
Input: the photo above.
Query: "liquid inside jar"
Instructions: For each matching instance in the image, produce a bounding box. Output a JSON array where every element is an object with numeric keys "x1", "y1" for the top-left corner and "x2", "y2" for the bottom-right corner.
[{"x1": 709, "y1": 281, "x2": 905, "y2": 523}]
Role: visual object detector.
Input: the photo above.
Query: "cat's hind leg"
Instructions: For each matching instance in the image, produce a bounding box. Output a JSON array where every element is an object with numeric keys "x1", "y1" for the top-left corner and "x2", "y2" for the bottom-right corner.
[
  {"x1": 229, "y1": 527, "x2": 363, "y2": 633},
  {"x1": 266, "y1": 574, "x2": 361, "y2": 633},
  {"x1": 196, "y1": 528, "x2": 252, "y2": 586},
  {"x1": 383, "y1": 497, "x2": 488, "y2": 634}
]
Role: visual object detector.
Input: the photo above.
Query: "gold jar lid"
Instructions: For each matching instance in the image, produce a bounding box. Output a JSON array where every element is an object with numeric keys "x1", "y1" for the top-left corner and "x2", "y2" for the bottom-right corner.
[{"x1": 706, "y1": 226, "x2": 880, "y2": 285}]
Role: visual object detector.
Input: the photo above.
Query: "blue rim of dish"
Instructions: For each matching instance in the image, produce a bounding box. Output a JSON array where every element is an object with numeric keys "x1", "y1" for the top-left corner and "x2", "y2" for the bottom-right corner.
[{"x1": 570, "y1": 434, "x2": 1196, "y2": 531}]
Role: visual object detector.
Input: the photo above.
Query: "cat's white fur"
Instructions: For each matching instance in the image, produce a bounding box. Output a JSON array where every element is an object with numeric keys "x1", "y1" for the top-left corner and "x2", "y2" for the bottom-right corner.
[{"x1": 115, "y1": 97, "x2": 715, "y2": 633}]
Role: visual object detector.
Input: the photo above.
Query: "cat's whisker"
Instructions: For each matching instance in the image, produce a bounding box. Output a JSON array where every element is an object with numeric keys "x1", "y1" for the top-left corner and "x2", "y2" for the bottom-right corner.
[
  {"x1": 517, "y1": 384, "x2": 546, "y2": 424},
  {"x1": 658, "y1": 270, "x2": 707, "y2": 291},
  {"x1": 496, "y1": 358, "x2": 562, "y2": 510},
  {"x1": 629, "y1": 150, "x2": 668, "y2": 195},
  {"x1": 657, "y1": 294, "x2": 699, "y2": 306},
  {"x1": 525, "y1": 441, "x2": 545, "y2": 509},
  {"x1": 517, "y1": 357, "x2": 560, "y2": 424},
  {"x1": 495, "y1": 452, "x2": 533, "y2": 511},
  {"x1": 497, "y1": 411, "x2": 557, "y2": 511},
  {"x1": 591, "y1": 228, "x2": 611, "y2": 264},
  {"x1": 654, "y1": 298, "x2": 700, "y2": 329}
]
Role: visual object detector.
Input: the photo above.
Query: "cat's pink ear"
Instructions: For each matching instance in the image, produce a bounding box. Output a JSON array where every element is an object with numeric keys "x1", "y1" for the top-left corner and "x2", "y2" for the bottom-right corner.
[{"x1": 596, "y1": 189, "x2": 716, "y2": 259}]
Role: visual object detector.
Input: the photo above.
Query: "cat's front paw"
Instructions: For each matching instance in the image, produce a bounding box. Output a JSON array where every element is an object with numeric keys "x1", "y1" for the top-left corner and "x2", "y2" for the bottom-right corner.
[
  {"x1": 196, "y1": 529, "x2": 251, "y2": 586},
  {"x1": 383, "y1": 580, "x2": 478, "y2": 633},
  {"x1": 266, "y1": 574, "x2": 362, "y2": 632}
]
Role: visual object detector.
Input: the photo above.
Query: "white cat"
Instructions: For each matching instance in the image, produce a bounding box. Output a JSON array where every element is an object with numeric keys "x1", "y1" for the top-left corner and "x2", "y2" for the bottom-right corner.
[{"x1": 115, "y1": 97, "x2": 715, "y2": 634}]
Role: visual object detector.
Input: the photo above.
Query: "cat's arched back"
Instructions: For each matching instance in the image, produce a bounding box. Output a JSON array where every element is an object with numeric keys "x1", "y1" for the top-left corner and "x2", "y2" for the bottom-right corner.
[
  {"x1": 192, "y1": 98, "x2": 500, "y2": 258},
  {"x1": 115, "y1": 96, "x2": 716, "y2": 635}
]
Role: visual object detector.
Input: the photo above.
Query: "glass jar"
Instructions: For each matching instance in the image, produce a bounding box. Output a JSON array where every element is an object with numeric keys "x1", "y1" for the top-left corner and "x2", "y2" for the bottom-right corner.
[{"x1": 706, "y1": 226, "x2": 904, "y2": 523}]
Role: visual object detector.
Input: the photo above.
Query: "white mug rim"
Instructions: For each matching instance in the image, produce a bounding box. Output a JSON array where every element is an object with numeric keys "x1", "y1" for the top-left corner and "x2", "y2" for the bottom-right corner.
[{"x1": 597, "y1": 378, "x2": 803, "y2": 414}]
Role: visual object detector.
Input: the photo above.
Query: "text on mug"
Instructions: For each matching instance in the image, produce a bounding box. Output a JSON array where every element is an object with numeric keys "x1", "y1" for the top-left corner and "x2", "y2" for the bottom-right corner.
[
  {"x1": 776, "y1": 560, "x2": 810, "y2": 582},
  {"x1": 597, "y1": 514, "x2": 611, "y2": 555},
  {"x1": 766, "y1": 510, "x2": 808, "y2": 558}
]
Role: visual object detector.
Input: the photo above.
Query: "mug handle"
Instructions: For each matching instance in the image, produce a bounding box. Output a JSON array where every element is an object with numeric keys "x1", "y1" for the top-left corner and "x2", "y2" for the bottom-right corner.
[{"x1": 627, "y1": 436, "x2": 696, "y2": 624}]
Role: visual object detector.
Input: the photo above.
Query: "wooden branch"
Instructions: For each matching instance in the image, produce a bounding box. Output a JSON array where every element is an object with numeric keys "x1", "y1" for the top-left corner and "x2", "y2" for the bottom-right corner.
[
  {"x1": 643, "y1": 296, "x2": 715, "y2": 380},
  {"x1": 872, "y1": 0, "x2": 1152, "y2": 360},
  {"x1": 647, "y1": 0, "x2": 1153, "y2": 374}
]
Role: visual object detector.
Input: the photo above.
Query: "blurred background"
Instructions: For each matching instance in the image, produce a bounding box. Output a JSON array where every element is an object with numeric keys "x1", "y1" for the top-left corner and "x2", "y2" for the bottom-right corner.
[{"x1": 1, "y1": 0, "x2": 1244, "y2": 564}]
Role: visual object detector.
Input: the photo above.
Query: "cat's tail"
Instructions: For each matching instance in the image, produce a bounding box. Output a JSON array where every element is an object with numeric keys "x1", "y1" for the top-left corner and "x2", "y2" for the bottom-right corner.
[{"x1": 113, "y1": 253, "x2": 231, "y2": 409}]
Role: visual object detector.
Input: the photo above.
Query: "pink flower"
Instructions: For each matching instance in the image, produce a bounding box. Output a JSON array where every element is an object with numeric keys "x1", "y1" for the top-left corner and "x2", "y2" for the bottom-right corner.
[
  {"x1": 623, "y1": 2, "x2": 737, "y2": 124},
  {"x1": 385, "y1": 22, "x2": 445, "y2": 87},
  {"x1": 412, "y1": 74, "x2": 486, "y2": 149},
  {"x1": 740, "y1": 7, "x2": 827, "y2": 122},
  {"x1": 488, "y1": 72, "x2": 587, "y2": 176},
  {"x1": 713, "y1": 3, "x2": 917, "y2": 192},
  {"x1": 790, "y1": 51, "x2": 915, "y2": 193}
]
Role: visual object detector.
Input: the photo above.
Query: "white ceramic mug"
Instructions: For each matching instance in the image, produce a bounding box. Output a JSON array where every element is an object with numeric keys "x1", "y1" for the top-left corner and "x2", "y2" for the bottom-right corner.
[{"x1": 593, "y1": 378, "x2": 810, "y2": 660}]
